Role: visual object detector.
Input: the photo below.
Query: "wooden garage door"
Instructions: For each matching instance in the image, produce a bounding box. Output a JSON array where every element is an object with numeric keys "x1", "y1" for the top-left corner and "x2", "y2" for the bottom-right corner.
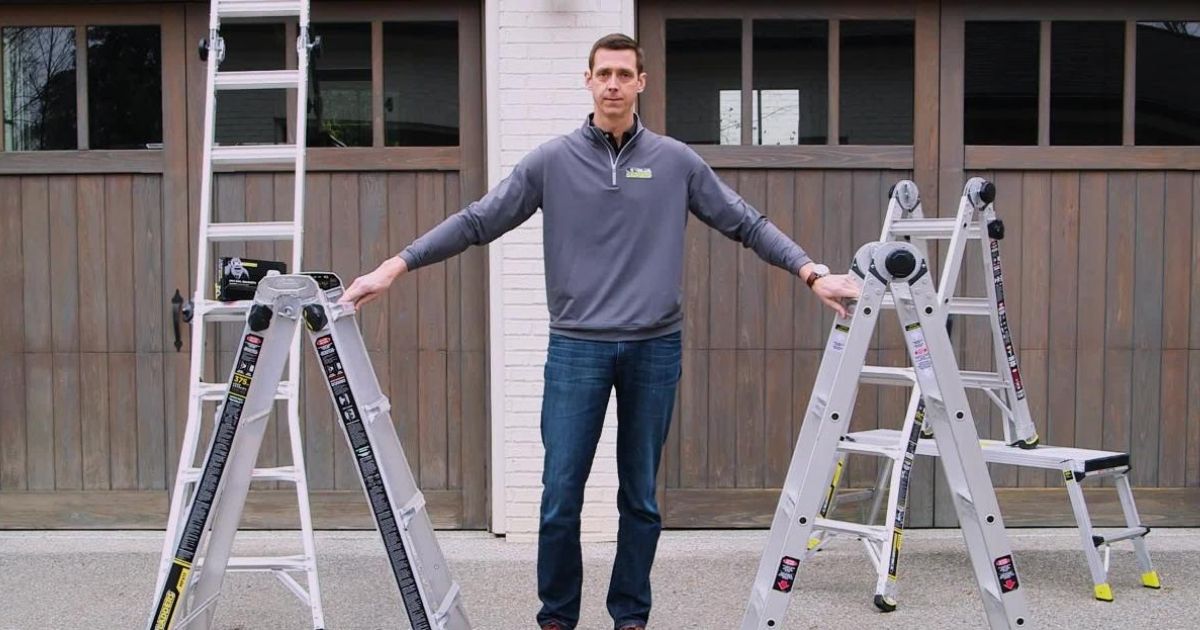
[
  {"x1": 0, "y1": 0, "x2": 488, "y2": 529},
  {"x1": 640, "y1": 0, "x2": 1200, "y2": 528}
]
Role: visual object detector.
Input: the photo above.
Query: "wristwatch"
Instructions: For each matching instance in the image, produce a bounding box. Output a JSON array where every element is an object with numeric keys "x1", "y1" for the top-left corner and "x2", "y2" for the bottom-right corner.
[{"x1": 805, "y1": 263, "x2": 830, "y2": 289}]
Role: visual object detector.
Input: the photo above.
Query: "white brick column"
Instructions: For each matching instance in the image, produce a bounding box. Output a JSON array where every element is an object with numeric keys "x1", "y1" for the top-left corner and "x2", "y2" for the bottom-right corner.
[{"x1": 486, "y1": 0, "x2": 636, "y2": 542}]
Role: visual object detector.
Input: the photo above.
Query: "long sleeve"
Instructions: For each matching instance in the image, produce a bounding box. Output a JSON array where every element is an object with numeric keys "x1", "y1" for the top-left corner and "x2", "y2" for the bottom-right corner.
[
  {"x1": 398, "y1": 146, "x2": 546, "y2": 271},
  {"x1": 685, "y1": 151, "x2": 813, "y2": 274}
]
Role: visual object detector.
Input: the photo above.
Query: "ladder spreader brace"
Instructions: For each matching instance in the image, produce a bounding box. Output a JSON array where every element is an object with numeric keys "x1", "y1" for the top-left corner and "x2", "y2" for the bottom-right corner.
[
  {"x1": 743, "y1": 241, "x2": 1030, "y2": 630},
  {"x1": 806, "y1": 179, "x2": 1160, "y2": 610},
  {"x1": 148, "y1": 273, "x2": 472, "y2": 630}
]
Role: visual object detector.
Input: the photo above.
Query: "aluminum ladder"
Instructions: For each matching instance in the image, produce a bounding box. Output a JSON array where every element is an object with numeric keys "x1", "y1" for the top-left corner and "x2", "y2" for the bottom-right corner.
[
  {"x1": 742, "y1": 240, "x2": 1031, "y2": 630},
  {"x1": 808, "y1": 179, "x2": 1159, "y2": 609},
  {"x1": 152, "y1": 0, "x2": 322, "y2": 627},
  {"x1": 148, "y1": 274, "x2": 471, "y2": 629}
]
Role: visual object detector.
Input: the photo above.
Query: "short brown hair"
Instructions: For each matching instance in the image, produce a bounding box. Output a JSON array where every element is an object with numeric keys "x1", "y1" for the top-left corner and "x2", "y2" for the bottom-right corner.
[{"x1": 589, "y1": 33, "x2": 644, "y2": 74}]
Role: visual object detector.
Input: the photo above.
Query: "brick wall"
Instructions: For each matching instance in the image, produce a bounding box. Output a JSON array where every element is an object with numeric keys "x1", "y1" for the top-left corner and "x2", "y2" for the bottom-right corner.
[{"x1": 488, "y1": 0, "x2": 635, "y2": 542}]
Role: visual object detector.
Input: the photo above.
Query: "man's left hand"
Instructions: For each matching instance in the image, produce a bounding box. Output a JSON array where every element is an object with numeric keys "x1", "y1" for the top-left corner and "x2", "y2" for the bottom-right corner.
[{"x1": 810, "y1": 274, "x2": 861, "y2": 318}]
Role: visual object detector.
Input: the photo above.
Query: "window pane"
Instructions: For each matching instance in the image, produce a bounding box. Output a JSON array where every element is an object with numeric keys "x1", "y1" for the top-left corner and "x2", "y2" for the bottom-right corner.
[
  {"x1": 87, "y1": 25, "x2": 161, "y2": 150},
  {"x1": 666, "y1": 19, "x2": 741, "y2": 145},
  {"x1": 3, "y1": 27, "x2": 77, "y2": 151},
  {"x1": 1136, "y1": 21, "x2": 1200, "y2": 145},
  {"x1": 214, "y1": 24, "x2": 287, "y2": 146},
  {"x1": 1050, "y1": 21, "x2": 1123, "y2": 145},
  {"x1": 308, "y1": 23, "x2": 371, "y2": 147},
  {"x1": 752, "y1": 20, "x2": 827, "y2": 145},
  {"x1": 840, "y1": 21, "x2": 914, "y2": 145},
  {"x1": 964, "y1": 21, "x2": 1039, "y2": 145},
  {"x1": 384, "y1": 22, "x2": 458, "y2": 146}
]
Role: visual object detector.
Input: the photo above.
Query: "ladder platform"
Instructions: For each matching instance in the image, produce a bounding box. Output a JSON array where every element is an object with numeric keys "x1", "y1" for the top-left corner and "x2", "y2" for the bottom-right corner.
[
  {"x1": 880, "y1": 294, "x2": 992, "y2": 316},
  {"x1": 887, "y1": 217, "x2": 981, "y2": 239},
  {"x1": 859, "y1": 365, "x2": 1007, "y2": 390},
  {"x1": 198, "y1": 380, "x2": 293, "y2": 401},
  {"x1": 215, "y1": 70, "x2": 301, "y2": 91},
  {"x1": 840, "y1": 429, "x2": 1130, "y2": 475},
  {"x1": 180, "y1": 465, "x2": 302, "y2": 484},
  {"x1": 217, "y1": 0, "x2": 303, "y2": 18},
  {"x1": 211, "y1": 144, "x2": 297, "y2": 165},
  {"x1": 207, "y1": 221, "x2": 296, "y2": 241}
]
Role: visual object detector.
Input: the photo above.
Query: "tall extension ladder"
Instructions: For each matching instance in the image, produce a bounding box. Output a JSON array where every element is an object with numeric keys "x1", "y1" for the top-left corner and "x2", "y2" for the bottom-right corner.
[
  {"x1": 154, "y1": 0, "x2": 323, "y2": 627},
  {"x1": 742, "y1": 240, "x2": 1031, "y2": 630},
  {"x1": 148, "y1": 273, "x2": 471, "y2": 629},
  {"x1": 807, "y1": 179, "x2": 1160, "y2": 608}
]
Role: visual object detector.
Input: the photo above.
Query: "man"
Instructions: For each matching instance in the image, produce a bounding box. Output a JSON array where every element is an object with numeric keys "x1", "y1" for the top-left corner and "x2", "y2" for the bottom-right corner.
[{"x1": 339, "y1": 33, "x2": 861, "y2": 630}]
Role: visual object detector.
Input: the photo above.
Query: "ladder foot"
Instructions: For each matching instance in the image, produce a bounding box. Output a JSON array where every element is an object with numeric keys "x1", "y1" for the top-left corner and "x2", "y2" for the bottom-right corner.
[
  {"x1": 1010, "y1": 434, "x2": 1040, "y2": 450},
  {"x1": 873, "y1": 594, "x2": 898, "y2": 613},
  {"x1": 1093, "y1": 583, "x2": 1114, "y2": 602},
  {"x1": 1141, "y1": 570, "x2": 1161, "y2": 589}
]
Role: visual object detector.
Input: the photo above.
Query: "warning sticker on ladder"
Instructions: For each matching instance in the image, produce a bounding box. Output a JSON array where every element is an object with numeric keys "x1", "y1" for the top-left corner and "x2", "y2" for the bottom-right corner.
[
  {"x1": 904, "y1": 323, "x2": 934, "y2": 375},
  {"x1": 772, "y1": 556, "x2": 800, "y2": 592},
  {"x1": 315, "y1": 333, "x2": 433, "y2": 630}
]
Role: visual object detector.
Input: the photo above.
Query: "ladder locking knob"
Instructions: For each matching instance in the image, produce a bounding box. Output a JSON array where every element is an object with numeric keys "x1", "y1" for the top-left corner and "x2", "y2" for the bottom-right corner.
[
  {"x1": 988, "y1": 219, "x2": 1005, "y2": 240},
  {"x1": 303, "y1": 304, "x2": 328, "y2": 332},
  {"x1": 248, "y1": 304, "x2": 273, "y2": 332},
  {"x1": 979, "y1": 181, "x2": 996, "y2": 205},
  {"x1": 884, "y1": 249, "x2": 917, "y2": 279},
  {"x1": 198, "y1": 37, "x2": 209, "y2": 62}
]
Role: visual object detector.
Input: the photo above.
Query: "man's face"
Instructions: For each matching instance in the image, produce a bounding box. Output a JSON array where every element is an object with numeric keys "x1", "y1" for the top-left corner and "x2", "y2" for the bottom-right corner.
[{"x1": 585, "y1": 48, "x2": 645, "y2": 120}]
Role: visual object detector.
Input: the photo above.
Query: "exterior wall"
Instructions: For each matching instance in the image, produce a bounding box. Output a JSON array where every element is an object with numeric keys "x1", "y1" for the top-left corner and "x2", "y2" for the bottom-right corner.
[{"x1": 488, "y1": 0, "x2": 636, "y2": 541}]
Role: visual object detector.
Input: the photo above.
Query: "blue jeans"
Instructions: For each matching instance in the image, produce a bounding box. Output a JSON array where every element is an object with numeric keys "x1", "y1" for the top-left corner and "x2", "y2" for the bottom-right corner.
[{"x1": 536, "y1": 331, "x2": 682, "y2": 630}]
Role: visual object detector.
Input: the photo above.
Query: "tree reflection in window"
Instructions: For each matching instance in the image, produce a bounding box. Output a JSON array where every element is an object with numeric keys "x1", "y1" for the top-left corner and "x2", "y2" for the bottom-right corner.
[{"x1": 3, "y1": 26, "x2": 77, "y2": 151}]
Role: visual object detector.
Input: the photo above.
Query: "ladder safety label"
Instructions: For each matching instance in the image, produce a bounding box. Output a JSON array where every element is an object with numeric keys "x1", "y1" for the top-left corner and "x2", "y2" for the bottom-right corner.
[
  {"x1": 830, "y1": 324, "x2": 850, "y2": 353},
  {"x1": 315, "y1": 333, "x2": 432, "y2": 630},
  {"x1": 905, "y1": 325, "x2": 935, "y2": 375},
  {"x1": 994, "y1": 555, "x2": 1020, "y2": 593},
  {"x1": 990, "y1": 240, "x2": 1026, "y2": 401},
  {"x1": 772, "y1": 556, "x2": 800, "y2": 592}
]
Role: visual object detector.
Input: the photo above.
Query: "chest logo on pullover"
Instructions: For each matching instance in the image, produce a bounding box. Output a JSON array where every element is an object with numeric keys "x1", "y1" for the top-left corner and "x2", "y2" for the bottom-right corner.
[{"x1": 624, "y1": 167, "x2": 653, "y2": 179}]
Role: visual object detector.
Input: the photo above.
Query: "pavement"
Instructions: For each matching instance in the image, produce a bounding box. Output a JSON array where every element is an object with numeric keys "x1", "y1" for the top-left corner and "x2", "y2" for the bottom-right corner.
[{"x1": 1, "y1": 528, "x2": 1198, "y2": 629}]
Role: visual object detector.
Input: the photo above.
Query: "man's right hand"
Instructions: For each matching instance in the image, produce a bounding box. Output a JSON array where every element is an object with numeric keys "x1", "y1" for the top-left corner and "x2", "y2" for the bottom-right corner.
[{"x1": 339, "y1": 255, "x2": 408, "y2": 310}]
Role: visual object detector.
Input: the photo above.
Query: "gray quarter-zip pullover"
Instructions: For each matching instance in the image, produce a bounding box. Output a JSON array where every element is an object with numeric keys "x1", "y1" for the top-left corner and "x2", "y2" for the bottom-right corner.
[{"x1": 398, "y1": 114, "x2": 812, "y2": 341}]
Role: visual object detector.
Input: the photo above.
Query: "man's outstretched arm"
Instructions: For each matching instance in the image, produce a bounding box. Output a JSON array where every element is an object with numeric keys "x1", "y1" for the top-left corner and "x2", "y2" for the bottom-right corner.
[
  {"x1": 340, "y1": 147, "x2": 546, "y2": 308},
  {"x1": 685, "y1": 151, "x2": 860, "y2": 316}
]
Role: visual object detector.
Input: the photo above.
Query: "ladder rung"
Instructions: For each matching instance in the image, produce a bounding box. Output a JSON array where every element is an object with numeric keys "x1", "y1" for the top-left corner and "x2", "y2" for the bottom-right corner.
[
  {"x1": 180, "y1": 465, "x2": 302, "y2": 484},
  {"x1": 211, "y1": 144, "x2": 298, "y2": 166},
  {"x1": 814, "y1": 518, "x2": 888, "y2": 542},
  {"x1": 1095, "y1": 527, "x2": 1149, "y2": 546},
  {"x1": 881, "y1": 295, "x2": 992, "y2": 316},
  {"x1": 217, "y1": 0, "x2": 303, "y2": 18},
  {"x1": 206, "y1": 221, "x2": 296, "y2": 241},
  {"x1": 888, "y1": 217, "x2": 982, "y2": 240},
  {"x1": 837, "y1": 438, "x2": 901, "y2": 459},
  {"x1": 197, "y1": 554, "x2": 311, "y2": 572},
  {"x1": 859, "y1": 366, "x2": 1008, "y2": 390},
  {"x1": 196, "y1": 299, "x2": 254, "y2": 322},
  {"x1": 197, "y1": 380, "x2": 294, "y2": 401},
  {"x1": 215, "y1": 70, "x2": 301, "y2": 91}
]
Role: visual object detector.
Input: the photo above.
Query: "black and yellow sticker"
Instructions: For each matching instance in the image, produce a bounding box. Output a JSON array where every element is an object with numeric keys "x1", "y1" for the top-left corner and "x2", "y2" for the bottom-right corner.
[
  {"x1": 316, "y1": 334, "x2": 431, "y2": 629},
  {"x1": 150, "y1": 332, "x2": 263, "y2": 629}
]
